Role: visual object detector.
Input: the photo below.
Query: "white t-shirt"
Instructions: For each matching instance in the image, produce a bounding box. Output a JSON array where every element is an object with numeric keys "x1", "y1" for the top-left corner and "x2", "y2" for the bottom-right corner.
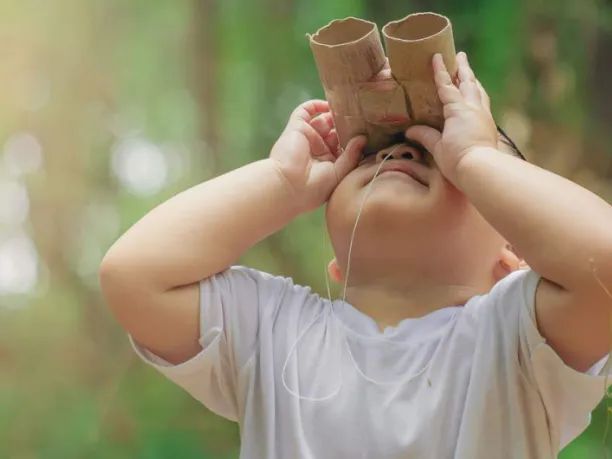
[{"x1": 131, "y1": 266, "x2": 609, "y2": 459}]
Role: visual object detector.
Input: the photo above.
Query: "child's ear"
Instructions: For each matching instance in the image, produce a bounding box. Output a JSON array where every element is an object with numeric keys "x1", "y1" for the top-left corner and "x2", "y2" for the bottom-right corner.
[
  {"x1": 327, "y1": 258, "x2": 344, "y2": 283},
  {"x1": 508, "y1": 244, "x2": 530, "y2": 270},
  {"x1": 493, "y1": 244, "x2": 522, "y2": 281}
]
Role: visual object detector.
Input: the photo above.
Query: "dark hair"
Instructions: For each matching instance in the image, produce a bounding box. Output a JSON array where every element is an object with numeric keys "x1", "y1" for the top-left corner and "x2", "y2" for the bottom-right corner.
[
  {"x1": 368, "y1": 126, "x2": 526, "y2": 161},
  {"x1": 497, "y1": 125, "x2": 526, "y2": 161}
]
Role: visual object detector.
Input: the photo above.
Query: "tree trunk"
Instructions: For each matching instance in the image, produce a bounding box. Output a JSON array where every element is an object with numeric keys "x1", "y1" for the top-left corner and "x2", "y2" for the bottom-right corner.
[{"x1": 190, "y1": 0, "x2": 220, "y2": 175}]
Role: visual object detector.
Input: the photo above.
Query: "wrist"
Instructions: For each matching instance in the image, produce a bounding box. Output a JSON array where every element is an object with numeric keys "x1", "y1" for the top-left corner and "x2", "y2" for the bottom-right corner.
[
  {"x1": 454, "y1": 146, "x2": 501, "y2": 189},
  {"x1": 266, "y1": 158, "x2": 312, "y2": 217}
]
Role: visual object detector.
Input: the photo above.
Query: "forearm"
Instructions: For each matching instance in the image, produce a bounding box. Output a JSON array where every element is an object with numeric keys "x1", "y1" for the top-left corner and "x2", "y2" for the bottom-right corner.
[
  {"x1": 456, "y1": 147, "x2": 612, "y2": 291},
  {"x1": 102, "y1": 158, "x2": 300, "y2": 291}
]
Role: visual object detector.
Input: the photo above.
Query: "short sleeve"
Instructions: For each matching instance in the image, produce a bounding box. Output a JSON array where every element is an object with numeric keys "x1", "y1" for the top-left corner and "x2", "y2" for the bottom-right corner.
[
  {"x1": 487, "y1": 269, "x2": 610, "y2": 450},
  {"x1": 130, "y1": 266, "x2": 294, "y2": 422}
]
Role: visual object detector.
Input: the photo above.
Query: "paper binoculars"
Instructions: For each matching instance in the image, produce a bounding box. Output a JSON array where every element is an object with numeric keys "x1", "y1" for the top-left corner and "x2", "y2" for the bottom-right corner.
[{"x1": 308, "y1": 13, "x2": 457, "y2": 154}]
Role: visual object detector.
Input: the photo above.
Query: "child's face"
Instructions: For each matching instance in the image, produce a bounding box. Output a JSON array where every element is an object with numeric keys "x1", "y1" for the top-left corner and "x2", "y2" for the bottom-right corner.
[{"x1": 325, "y1": 139, "x2": 510, "y2": 286}]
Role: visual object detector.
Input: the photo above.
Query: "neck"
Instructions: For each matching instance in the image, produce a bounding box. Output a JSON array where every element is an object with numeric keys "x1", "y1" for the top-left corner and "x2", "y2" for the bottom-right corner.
[{"x1": 342, "y1": 277, "x2": 484, "y2": 331}]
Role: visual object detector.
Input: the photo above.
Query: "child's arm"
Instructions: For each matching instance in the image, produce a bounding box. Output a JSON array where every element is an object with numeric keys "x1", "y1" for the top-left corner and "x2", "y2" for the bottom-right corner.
[
  {"x1": 456, "y1": 145, "x2": 612, "y2": 372},
  {"x1": 100, "y1": 100, "x2": 365, "y2": 365},
  {"x1": 407, "y1": 53, "x2": 612, "y2": 373}
]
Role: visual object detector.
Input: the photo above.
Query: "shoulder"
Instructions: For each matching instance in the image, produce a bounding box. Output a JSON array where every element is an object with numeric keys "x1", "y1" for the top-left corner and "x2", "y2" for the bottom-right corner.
[
  {"x1": 464, "y1": 268, "x2": 541, "y2": 320},
  {"x1": 457, "y1": 268, "x2": 543, "y2": 361},
  {"x1": 203, "y1": 266, "x2": 306, "y2": 299},
  {"x1": 211, "y1": 265, "x2": 318, "y2": 301},
  {"x1": 204, "y1": 265, "x2": 327, "y2": 320}
]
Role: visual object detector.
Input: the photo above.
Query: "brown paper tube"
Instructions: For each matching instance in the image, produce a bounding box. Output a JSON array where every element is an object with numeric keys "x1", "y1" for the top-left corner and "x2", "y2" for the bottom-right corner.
[
  {"x1": 383, "y1": 13, "x2": 457, "y2": 131},
  {"x1": 308, "y1": 18, "x2": 406, "y2": 153}
]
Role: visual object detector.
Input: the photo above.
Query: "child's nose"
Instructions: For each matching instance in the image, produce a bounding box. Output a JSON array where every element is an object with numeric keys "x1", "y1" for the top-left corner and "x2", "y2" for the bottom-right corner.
[{"x1": 375, "y1": 145, "x2": 417, "y2": 163}]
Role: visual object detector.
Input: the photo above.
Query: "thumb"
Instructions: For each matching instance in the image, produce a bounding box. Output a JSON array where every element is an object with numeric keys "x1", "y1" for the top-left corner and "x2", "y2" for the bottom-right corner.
[
  {"x1": 404, "y1": 125, "x2": 442, "y2": 154},
  {"x1": 334, "y1": 135, "x2": 367, "y2": 181}
]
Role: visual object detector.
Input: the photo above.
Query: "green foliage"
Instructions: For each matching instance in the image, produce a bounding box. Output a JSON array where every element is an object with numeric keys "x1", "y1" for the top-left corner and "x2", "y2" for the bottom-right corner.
[{"x1": 1, "y1": 1, "x2": 611, "y2": 458}]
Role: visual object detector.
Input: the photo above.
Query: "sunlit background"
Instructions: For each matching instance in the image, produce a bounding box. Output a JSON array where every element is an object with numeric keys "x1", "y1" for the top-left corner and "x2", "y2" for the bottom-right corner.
[{"x1": 1, "y1": 0, "x2": 612, "y2": 457}]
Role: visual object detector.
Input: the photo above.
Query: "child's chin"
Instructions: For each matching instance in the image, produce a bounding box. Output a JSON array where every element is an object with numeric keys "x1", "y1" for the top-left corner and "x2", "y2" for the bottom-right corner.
[{"x1": 359, "y1": 192, "x2": 430, "y2": 217}]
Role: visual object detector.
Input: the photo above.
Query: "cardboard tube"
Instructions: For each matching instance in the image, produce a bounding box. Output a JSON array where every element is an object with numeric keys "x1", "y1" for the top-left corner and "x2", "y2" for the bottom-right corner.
[
  {"x1": 308, "y1": 18, "x2": 407, "y2": 153},
  {"x1": 383, "y1": 13, "x2": 457, "y2": 130}
]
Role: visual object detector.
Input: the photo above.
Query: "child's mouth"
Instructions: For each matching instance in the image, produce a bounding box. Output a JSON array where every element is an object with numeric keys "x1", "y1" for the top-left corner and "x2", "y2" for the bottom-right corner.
[{"x1": 376, "y1": 162, "x2": 429, "y2": 188}]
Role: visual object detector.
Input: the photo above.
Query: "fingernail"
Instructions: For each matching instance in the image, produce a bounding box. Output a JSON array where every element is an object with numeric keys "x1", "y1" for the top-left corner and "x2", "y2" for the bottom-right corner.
[
  {"x1": 353, "y1": 135, "x2": 367, "y2": 145},
  {"x1": 345, "y1": 136, "x2": 364, "y2": 152}
]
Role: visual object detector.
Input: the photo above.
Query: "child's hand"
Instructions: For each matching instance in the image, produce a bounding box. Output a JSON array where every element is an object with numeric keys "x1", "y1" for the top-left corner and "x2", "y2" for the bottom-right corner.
[
  {"x1": 270, "y1": 100, "x2": 366, "y2": 212},
  {"x1": 404, "y1": 52, "x2": 498, "y2": 185}
]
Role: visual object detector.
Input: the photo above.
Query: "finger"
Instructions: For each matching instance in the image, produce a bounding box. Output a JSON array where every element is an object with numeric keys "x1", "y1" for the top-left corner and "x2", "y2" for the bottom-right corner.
[
  {"x1": 433, "y1": 54, "x2": 463, "y2": 105},
  {"x1": 334, "y1": 135, "x2": 366, "y2": 180},
  {"x1": 432, "y1": 53, "x2": 449, "y2": 75},
  {"x1": 302, "y1": 124, "x2": 332, "y2": 158},
  {"x1": 324, "y1": 129, "x2": 340, "y2": 156},
  {"x1": 456, "y1": 52, "x2": 481, "y2": 106},
  {"x1": 404, "y1": 125, "x2": 442, "y2": 154},
  {"x1": 443, "y1": 102, "x2": 464, "y2": 120},
  {"x1": 456, "y1": 52, "x2": 476, "y2": 83},
  {"x1": 310, "y1": 112, "x2": 335, "y2": 139},
  {"x1": 476, "y1": 80, "x2": 491, "y2": 113},
  {"x1": 371, "y1": 57, "x2": 392, "y2": 81},
  {"x1": 290, "y1": 100, "x2": 330, "y2": 123},
  {"x1": 459, "y1": 81, "x2": 481, "y2": 107},
  {"x1": 437, "y1": 81, "x2": 464, "y2": 105}
]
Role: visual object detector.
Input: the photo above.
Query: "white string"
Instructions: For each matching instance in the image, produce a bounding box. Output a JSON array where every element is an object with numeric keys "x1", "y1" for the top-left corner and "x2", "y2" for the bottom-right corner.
[
  {"x1": 280, "y1": 304, "x2": 344, "y2": 401},
  {"x1": 342, "y1": 311, "x2": 458, "y2": 386},
  {"x1": 324, "y1": 229, "x2": 332, "y2": 303},
  {"x1": 279, "y1": 173, "x2": 357, "y2": 402},
  {"x1": 340, "y1": 146, "x2": 399, "y2": 306},
  {"x1": 281, "y1": 147, "x2": 400, "y2": 400},
  {"x1": 337, "y1": 145, "x2": 457, "y2": 386},
  {"x1": 282, "y1": 144, "x2": 453, "y2": 398},
  {"x1": 279, "y1": 226, "x2": 345, "y2": 402}
]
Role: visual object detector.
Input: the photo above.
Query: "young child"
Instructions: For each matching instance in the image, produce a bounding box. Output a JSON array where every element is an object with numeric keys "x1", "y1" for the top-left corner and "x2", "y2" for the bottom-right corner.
[{"x1": 100, "y1": 52, "x2": 612, "y2": 458}]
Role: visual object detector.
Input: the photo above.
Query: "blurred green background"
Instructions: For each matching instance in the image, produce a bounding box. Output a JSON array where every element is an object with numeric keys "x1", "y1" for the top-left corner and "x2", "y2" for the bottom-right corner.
[{"x1": 1, "y1": 0, "x2": 612, "y2": 457}]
